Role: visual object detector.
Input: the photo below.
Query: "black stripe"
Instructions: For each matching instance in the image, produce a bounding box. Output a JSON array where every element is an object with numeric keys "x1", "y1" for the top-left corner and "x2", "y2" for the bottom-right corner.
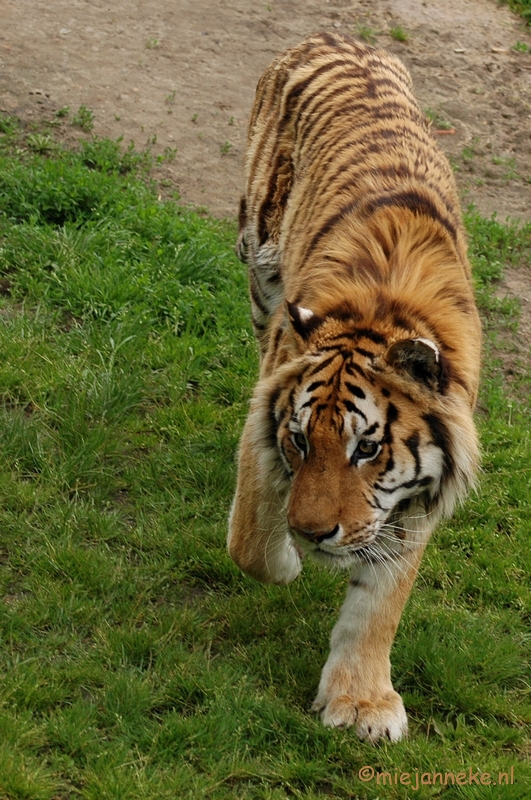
[
  {"x1": 438, "y1": 352, "x2": 468, "y2": 396},
  {"x1": 250, "y1": 280, "x2": 269, "y2": 316},
  {"x1": 300, "y1": 396, "x2": 319, "y2": 410},
  {"x1": 238, "y1": 196, "x2": 247, "y2": 232},
  {"x1": 297, "y1": 68, "x2": 369, "y2": 131},
  {"x1": 355, "y1": 329, "x2": 388, "y2": 345},
  {"x1": 257, "y1": 196, "x2": 273, "y2": 247},
  {"x1": 375, "y1": 474, "x2": 432, "y2": 494},
  {"x1": 279, "y1": 440, "x2": 293, "y2": 477},
  {"x1": 327, "y1": 331, "x2": 378, "y2": 347},
  {"x1": 303, "y1": 199, "x2": 360, "y2": 259},
  {"x1": 300, "y1": 90, "x2": 415, "y2": 148},
  {"x1": 305, "y1": 120, "x2": 430, "y2": 188},
  {"x1": 319, "y1": 30, "x2": 339, "y2": 49},
  {"x1": 272, "y1": 325, "x2": 284, "y2": 352},
  {"x1": 355, "y1": 347, "x2": 375, "y2": 360},
  {"x1": 404, "y1": 431, "x2": 421, "y2": 476},
  {"x1": 337, "y1": 413, "x2": 345, "y2": 436},
  {"x1": 343, "y1": 399, "x2": 367, "y2": 421},
  {"x1": 319, "y1": 345, "x2": 351, "y2": 357},
  {"x1": 345, "y1": 382, "x2": 366, "y2": 399},
  {"x1": 364, "y1": 189, "x2": 457, "y2": 241},
  {"x1": 345, "y1": 361, "x2": 371, "y2": 381},
  {"x1": 323, "y1": 304, "x2": 364, "y2": 324},
  {"x1": 423, "y1": 413, "x2": 454, "y2": 480},
  {"x1": 307, "y1": 380, "x2": 326, "y2": 392},
  {"x1": 284, "y1": 59, "x2": 353, "y2": 125},
  {"x1": 301, "y1": 121, "x2": 434, "y2": 201},
  {"x1": 307, "y1": 353, "x2": 339, "y2": 377},
  {"x1": 383, "y1": 402, "x2": 399, "y2": 445},
  {"x1": 266, "y1": 386, "x2": 282, "y2": 449},
  {"x1": 304, "y1": 113, "x2": 424, "y2": 175}
]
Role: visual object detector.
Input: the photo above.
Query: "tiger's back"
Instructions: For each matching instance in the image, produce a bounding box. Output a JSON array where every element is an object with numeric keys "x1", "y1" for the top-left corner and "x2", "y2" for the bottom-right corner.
[
  {"x1": 240, "y1": 32, "x2": 480, "y2": 400},
  {"x1": 229, "y1": 32, "x2": 482, "y2": 743},
  {"x1": 244, "y1": 33, "x2": 462, "y2": 253}
]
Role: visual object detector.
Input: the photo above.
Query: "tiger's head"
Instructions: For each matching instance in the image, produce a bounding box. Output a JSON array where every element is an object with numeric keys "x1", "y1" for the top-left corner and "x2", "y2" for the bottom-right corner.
[{"x1": 265, "y1": 302, "x2": 479, "y2": 570}]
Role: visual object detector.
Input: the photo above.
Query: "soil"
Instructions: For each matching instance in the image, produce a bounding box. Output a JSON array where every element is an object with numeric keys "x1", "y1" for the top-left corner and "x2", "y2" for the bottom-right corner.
[{"x1": 1, "y1": 0, "x2": 531, "y2": 345}]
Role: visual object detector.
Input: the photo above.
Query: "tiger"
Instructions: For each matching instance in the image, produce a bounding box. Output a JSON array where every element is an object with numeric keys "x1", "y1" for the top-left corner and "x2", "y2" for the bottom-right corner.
[{"x1": 227, "y1": 31, "x2": 481, "y2": 743}]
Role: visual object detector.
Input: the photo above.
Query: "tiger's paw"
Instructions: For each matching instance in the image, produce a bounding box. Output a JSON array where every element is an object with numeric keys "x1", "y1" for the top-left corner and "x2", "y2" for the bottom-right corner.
[
  {"x1": 312, "y1": 690, "x2": 408, "y2": 743},
  {"x1": 267, "y1": 538, "x2": 303, "y2": 584}
]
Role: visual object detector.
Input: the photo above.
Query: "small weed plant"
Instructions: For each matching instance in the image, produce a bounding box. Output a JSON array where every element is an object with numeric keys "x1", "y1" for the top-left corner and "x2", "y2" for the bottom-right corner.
[
  {"x1": 389, "y1": 26, "x2": 409, "y2": 42},
  {"x1": 0, "y1": 116, "x2": 530, "y2": 798},
  {"x1": 71, "y1": 104, "x2": 95, "y2": 132},
  {"x1": 424, "y1": 107, "x2": 453, "y2": 130},
  {"x1": 355, "y1": 25, "x2": 378, "y2": 44}
]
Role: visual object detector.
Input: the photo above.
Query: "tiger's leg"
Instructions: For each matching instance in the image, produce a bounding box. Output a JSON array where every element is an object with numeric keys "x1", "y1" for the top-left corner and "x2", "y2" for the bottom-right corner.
[
  {"x1": 312, "y1": 542, "x2": 426, "y2": 742},
  {"x1": 228, "y1": 406, "x2": 302, "y2": 585}
]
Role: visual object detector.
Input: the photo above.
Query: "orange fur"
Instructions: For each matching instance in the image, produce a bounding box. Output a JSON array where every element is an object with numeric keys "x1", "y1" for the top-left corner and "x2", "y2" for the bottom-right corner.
[{"x1": 228, "y1": 32, "x2": 481, "y2": 742}]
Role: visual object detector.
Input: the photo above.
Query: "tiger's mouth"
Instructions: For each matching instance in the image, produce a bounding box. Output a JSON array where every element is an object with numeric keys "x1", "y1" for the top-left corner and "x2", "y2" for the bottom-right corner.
[
  {"x1": 289, "y1": 526, "x2": 402, "y2": 570},
  {"x1": 311, "y1": 548, "x2": 355, "y2": 568},
  {"x1": 290, "y1": 532, "x2": 370, "y2": 563},
  {"x1": 311, "y1": 545, "x2": 402, "y2": 572}
]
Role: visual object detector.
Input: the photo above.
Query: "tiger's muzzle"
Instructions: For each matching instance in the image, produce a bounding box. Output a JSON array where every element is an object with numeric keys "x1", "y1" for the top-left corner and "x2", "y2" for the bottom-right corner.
[{"x1": 289, "y1": 523, "x2": 340, "y2": 545}]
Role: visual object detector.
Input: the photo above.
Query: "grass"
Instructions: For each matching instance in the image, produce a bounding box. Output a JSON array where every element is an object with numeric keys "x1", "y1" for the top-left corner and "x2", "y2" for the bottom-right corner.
[
  {"x1": 389, "y1": 26, "x2": 409, "y2": 43},
  {"x1": 424, "y1": 108, "x2": 453, "y2": 131},
  {"x1": 491, "y1": 155, "x2": 519, "y2": 181},
  {"x1": 354, "y1": 26, "x2": 378, "y2": 44},
  {"x1": 0, "y1": 116, "x2": 530, "y2": 798},
  {"x1": 500, "y1": 0, "x2": 531, "y2": 23},
  {"x1": 71, "y1": 106, "x2": 95, "y2": 133}
]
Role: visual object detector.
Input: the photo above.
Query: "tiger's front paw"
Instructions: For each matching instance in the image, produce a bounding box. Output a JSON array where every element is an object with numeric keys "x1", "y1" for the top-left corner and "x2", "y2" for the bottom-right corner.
[
  {"x1": 227, "y1": 523, "x2": 303, "y2": 584},
  {"x1": 267, "y1": 537, "x2": 303, "y2": 584},
  {"x1": 312, "y1": 690, "x2": 408, "y2": 743}
]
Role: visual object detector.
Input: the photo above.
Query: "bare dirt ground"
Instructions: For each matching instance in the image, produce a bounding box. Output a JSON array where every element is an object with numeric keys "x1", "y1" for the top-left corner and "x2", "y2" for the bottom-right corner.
[{"x1": 1, "y1": 0, "x2": 531, "y2": 337}]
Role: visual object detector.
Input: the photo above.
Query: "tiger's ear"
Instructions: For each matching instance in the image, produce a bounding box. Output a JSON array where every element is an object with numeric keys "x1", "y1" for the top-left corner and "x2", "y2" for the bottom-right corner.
[
  {"x1": 386, "y1": 337, "x2": 443, "y2": 390},
  {"x1": 286, "y1": 301, "x2": 324, "y2": 347}
]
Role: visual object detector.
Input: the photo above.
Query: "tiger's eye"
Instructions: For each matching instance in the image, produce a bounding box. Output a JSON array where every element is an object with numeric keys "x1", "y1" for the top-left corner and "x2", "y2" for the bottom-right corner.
[
  {"x1": 357, "y1": 439, "x2": 378, "y2": 457},
  {"x1": 293, "y1": 432, "x2": 308, "y2": 454}
]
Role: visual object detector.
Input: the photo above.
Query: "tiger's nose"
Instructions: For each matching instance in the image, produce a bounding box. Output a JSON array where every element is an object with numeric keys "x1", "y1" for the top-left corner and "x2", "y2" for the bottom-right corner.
[{"x1": 291, "y1": 524, "x2": 340, "y2": 544}]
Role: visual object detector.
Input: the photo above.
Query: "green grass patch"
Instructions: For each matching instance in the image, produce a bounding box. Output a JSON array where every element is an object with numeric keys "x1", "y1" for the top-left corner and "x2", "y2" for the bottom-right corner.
[
  {"x1": 389, "y1": 26, "x2": 410, "y2": 43},
  {"x1": 499, "y1": 0, "x2": 531, "y2": 23},
  {"x1": 498, "y1": 0, "x2": 531, "y2": 25},
  {"x1": 0, "y1": 117, "x2": 530, "y2": 798}
]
